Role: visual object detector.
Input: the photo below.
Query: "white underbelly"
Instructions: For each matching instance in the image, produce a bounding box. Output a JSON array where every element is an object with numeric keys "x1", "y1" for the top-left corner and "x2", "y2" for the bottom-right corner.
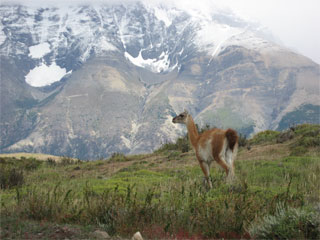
[{"x1": 198, "y1": 140, "x2": 213, "y2": 163}]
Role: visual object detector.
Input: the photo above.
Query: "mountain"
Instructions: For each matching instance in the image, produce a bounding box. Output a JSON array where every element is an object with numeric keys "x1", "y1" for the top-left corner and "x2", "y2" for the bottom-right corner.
[{"x1": 0, "y1": 2, "x2": 319, "y2": 159}]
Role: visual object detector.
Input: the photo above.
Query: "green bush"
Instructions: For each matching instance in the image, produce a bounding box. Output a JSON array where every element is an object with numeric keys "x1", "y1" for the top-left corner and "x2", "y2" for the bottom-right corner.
[
  {"x1": 250, "y1": 130, "x2": 280, "y2": 145},
  {"x1": 0, "y1": 167, "x2": 24, "y2": 189},
  {"x1": 249, "y1": 203, "x2": 320, "y2": 239},
  {"x1": 0, "y1": 157, "x2": 42, "y2": 171},
  {"x1": 60, "y1": 157, "x2": 78, "y2": 165},
  {"x1": 108, "y1": 152, "x2": 128, "y2": 162},
  {"x1": 294, "y1": 124, "x2": 320, "y2": 137},
  {"x1": 21, "y1": 157, "x2": 42, "y2": 171},
  {"x1": 46, "y1": 157, "x2": 57, "y2": 167},
  {"x1": 238, "y1": 133, "x2": 248, "y2": 147},
  {"x1": 289, "y1": 124, "x2": 320, "y2": 155},
  {"x1": 156, "y1": 135, "x2": 190, "y2": 153}
]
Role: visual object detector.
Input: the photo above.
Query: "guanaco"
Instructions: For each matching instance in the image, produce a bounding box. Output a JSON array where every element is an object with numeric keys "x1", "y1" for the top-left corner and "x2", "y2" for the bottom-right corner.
[{"x1": 172, "y1": 110, "x2": 238, "y2": 188}]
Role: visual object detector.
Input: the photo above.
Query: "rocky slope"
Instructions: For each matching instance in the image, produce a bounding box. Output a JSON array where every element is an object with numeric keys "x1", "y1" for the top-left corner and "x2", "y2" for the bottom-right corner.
[{"x1": 0, "y1": 2, "x2": 319, "y2": 159}]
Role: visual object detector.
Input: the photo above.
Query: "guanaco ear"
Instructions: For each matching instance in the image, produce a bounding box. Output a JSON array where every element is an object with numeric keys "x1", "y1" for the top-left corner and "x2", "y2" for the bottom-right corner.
[{"x1": 183, "y1": 109, "x2": 189, "y2": 114}]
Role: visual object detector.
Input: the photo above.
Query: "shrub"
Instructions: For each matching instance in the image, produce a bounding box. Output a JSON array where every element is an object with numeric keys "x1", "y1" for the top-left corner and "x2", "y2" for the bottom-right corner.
[
  {"x1": 250, "y1": 130, "x2": 280, "y2": 145},
  {"x1": 60, "y1": 157, "x2": 78, "y2": 165},
  {"x1": 249, "y1": 203, "x2": 320, "y2": 239},
  {"x1": 108, "y1": 152, "x2": 128, "y2": 162},
  {"x1": 156, "y1": 137, "x2": 190, "y2": 154},
  {"x1": 46, "y1": 157, "x2": 57, "y2": 166},
  {"x1": 0, "y1": 167, "x2": 24, "y2": 189},
  {"x1": 289, "y1": 124, "x2": 320, "y2": 155},
  {"x1": 21, "y1": 157, "x2": 42, "y2": 171},
  {"x1": 238, "y1": 133, "x2": 248, "y2": 147},
  {"x1": 276, "y1": 130, "x2": 294, "y2": 143},
  {"x1": 175, "y1": 136, "x2": 190, "y2": 153},
  {"x1": 294, "y1": 124, "x2": 320, "y2": 137}
]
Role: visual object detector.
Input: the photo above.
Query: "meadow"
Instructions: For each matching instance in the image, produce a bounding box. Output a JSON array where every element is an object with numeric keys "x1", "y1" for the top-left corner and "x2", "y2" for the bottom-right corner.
[{"x1": 0, "y1": 124, "x2": 319, "y2": 239}]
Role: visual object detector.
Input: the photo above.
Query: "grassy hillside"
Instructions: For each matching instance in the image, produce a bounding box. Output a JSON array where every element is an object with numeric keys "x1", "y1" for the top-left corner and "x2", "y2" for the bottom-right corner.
[{"x1": 1, "y1": 124, "x2": 319, "y2": 239}]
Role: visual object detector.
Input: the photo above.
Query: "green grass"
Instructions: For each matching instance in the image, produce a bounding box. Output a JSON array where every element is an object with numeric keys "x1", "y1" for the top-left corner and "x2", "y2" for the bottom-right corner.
[{"x1": 1, "y1": 124, "x2": 320, "y2": 239}]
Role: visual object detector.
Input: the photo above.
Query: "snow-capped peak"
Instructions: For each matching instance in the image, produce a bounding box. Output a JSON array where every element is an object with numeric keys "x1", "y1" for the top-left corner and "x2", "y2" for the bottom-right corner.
[{"x1": 0, "y1": 2, "x2": 276, "y2": 86}]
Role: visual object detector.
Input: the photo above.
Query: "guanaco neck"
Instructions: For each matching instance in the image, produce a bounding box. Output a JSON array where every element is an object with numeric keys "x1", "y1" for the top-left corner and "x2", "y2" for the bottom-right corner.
[{"x1": 186, "y1": 115, "x2": 199, "y2": 149}]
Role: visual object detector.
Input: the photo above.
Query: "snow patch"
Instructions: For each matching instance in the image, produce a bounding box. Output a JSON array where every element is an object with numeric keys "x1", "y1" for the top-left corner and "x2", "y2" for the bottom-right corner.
[
  {"x1": 29, "y1": 42, "x2": 51, "y2": 59},
  {"x1": 99, "y1": 36, "x2": 117, "y2": 52},
  {"x1": 125, "y1": 50, "x2": 171, "y2": 73},
  {"x1": 154, "y1": 7, "x2": 172, "y2": 27},
  {"x1": 195, "y1": 21, "x2": 243, "y2": 57},
  {"x1": 121, "y1": 136, "x2": 131, "y2": 149},
  {"x1": 25, "y1": 62, "x2": 71, "y2": 87}
]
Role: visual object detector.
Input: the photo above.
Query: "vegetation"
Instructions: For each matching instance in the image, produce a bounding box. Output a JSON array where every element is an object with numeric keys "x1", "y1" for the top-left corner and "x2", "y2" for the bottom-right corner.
[
  {"x1": 249, "y1": 203, "x2": 320, "y2": 239},
  {"x1": 249, "y1": 130, "x2": 280, "y2": 145},
  {"x1": 0, "y1": 124, "x2": 319, "y2": 239}
]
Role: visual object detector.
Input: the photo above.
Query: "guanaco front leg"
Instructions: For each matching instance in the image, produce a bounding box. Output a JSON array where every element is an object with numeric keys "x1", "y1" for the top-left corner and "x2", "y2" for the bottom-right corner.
[{"x1": 196, "y1": 154, "x2": 212, "y2": 188}]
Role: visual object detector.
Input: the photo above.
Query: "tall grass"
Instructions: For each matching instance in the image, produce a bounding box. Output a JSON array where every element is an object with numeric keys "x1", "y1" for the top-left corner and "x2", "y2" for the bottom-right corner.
[
  {"x1": 1, "y1": 124, "x2": 319, "y2": 239},
  {"x1": 7, "y1": 164, "x2": 316, "y2": 239}
]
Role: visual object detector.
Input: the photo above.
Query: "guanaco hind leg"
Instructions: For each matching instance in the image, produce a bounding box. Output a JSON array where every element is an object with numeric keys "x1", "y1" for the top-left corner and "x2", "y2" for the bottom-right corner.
[{"x1": 225, "y1": 148, "x2": 235, "y2": 180}]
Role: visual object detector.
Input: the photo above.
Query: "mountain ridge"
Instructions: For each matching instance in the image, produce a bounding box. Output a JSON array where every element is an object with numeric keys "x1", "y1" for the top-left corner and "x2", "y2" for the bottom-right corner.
[{"x1": 0, "y1": 2, "x2": 319, "y2": 159}]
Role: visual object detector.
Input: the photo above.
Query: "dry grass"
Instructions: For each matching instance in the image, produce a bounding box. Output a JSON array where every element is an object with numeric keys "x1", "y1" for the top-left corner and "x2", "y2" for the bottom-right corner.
[
  {"x1": 0, "y1": 153, "x2": 77, "y2": 162},
  {"x1": 237, "y1": 143, "x2": 291, "y2": 162}
]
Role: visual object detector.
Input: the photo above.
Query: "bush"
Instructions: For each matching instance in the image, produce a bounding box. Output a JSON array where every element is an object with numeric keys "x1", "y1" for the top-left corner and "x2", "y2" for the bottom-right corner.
[
  {"x1": 249, "y1": 203, "x2": 320, "y2": 239},
  {"x1": 21, "y1": 157, "x2": 42, "y2": 171},
  {"x1": 46, "y1": 157, "x2": 57, "y2": 167},
  {"x1": 108, "y1": 152, "x2": 128, "y2": 162},
  {"x1": 289, "y1": 124, "x2": 320, "y2": 155},
  {"x1": 276, "y1": 130, "x2": 294, "y2": 143},
  {"x1": 250, "y1": 130, "x2": 280, "y2": 145},
  {"x1": 0, "y1": 167, "x2": 24, "y2": 189},
  {"x1": 238, "y1": 133, "x2": 248, "y2": 147},
  {"x1": 60, "y1": 157, "x2": 78, "y2": 165},
  {"x1": 156, "y1": 135, "x2": 190, "y2": 153},
  {"x1": 294, "y1": 124, "x2": 320, "y2": 137}
]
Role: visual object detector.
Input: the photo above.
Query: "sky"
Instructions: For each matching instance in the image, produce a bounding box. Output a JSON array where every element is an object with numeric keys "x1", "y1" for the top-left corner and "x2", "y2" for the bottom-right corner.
[
  {"x1": 214, "y1": 0, "x2": 320, "y2": 64},
  {"x1": 170, "y1": 0, "x2": 320, "y2": 64},
  {"x1": 2, "y1": 0, "x2": 320, "y2": 64}
]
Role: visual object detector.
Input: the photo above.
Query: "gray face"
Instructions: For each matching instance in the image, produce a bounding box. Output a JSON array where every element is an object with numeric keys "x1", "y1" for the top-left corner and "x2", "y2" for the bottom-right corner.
[{"x1": 172, "y1": 111, "x2": 188, "y2": 124}]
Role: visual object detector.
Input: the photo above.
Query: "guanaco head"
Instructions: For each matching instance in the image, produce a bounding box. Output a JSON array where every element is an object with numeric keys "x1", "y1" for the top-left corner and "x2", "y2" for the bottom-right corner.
[{"x1": 172, "y1": 110, "x2": 189, "y2": 124}]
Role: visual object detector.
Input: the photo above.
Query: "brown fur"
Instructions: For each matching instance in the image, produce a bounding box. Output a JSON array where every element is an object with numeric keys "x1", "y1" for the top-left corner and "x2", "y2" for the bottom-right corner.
[{"x1": 225, "y1": 128, "x2": 238, "y2": 151}]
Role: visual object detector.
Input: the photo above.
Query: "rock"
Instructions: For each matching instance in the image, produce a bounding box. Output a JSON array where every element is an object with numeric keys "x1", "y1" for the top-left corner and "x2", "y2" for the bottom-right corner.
[
  {"x1": 93, "y1": 230, "x2": 110, "y2": 239},
  {"x1": 132, "y1": 231, "x2": 143, "y2": 240}
]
